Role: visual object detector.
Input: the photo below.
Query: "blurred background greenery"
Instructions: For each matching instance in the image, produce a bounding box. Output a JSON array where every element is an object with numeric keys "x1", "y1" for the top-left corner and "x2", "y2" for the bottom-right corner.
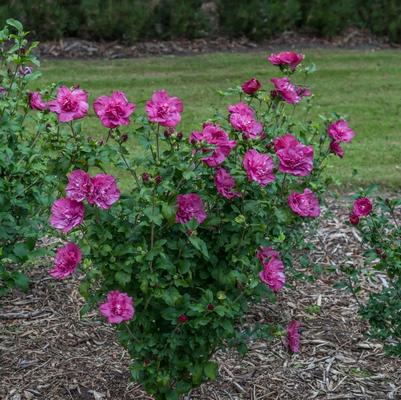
[{"x1": 1, "y1": 0, "x2": 401, "y2": 43}]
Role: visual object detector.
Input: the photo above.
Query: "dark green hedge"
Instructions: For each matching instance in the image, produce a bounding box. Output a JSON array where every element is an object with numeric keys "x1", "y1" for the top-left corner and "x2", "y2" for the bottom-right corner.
[{"x1": 1, "y1": 0, "x2": 401, "y2": 43}]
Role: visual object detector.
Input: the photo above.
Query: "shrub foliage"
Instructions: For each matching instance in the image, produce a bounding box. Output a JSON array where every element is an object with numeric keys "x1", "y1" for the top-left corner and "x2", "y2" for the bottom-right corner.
[{"x1": 1, "y1": 1, "x2": 401, "y2": 43}]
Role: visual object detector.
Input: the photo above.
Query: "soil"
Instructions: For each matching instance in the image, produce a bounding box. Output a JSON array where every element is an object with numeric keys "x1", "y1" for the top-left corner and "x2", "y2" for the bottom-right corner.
[
  {"x1": 1, "y1": 197, "x2": 401, "y2": 400},
  {"x1": 36, "y1": 29, "x2": 399, "y2": 60}
]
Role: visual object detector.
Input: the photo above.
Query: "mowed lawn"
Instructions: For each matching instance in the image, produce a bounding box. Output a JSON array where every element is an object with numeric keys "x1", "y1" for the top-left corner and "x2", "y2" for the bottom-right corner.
[{"x1": 37, "y1": 49, "x2": 401, "y2": 188}]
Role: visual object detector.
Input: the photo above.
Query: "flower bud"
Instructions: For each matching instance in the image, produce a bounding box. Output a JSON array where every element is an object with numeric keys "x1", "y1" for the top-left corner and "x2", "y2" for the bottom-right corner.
[
  {"x1": 120, "y1": 133, "x2": 128, "y2": 143},
  {"x1": 142, "y1": 172, "x2": 150, "y2": 183},
  {"x1": 349, "y1": 213, "x2": 359, "y2": 225},
  {"x1": 207, "y1": 304, "x2": 214, "y2": 311},
  {"x1": 241, "y1": 78, "x2": 261, "y2": 95},
  {"x1": 177, "y1": 132, "x2": 183, "y2": 141},
  {"x1": 155, "y1": 175, "x2": 163, "y2": 185},
  {"x1": 178, "y1": 314, "x2": 188, "y2": 324}
]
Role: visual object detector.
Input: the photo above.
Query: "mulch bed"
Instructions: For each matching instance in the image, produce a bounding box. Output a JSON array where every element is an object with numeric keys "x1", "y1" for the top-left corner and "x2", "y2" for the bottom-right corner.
[
  {"x1": 1, "y1": 196, "x2": 401, "y2": 400},
  {"x1": 36, "y1": 29, "x2": 398, "y2": 60}
]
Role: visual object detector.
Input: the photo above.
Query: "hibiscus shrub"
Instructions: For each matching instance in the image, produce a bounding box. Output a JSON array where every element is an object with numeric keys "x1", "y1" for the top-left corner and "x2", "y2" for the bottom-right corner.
[
  {"x1": 49, "y1": 51, "x2": 356, "y2": 399},
  {"x1": 0, "y1": 20, "x2": 114, "y2": 296},
  {"x1": 346, "y1": 194, "x2": 401, "y2": 356}
]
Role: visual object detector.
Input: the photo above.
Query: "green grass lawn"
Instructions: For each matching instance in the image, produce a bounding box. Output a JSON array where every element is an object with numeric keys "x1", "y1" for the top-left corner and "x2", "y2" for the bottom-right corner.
[{"x1": 37, "y1": 49, "x2": 401, "y2": 188}]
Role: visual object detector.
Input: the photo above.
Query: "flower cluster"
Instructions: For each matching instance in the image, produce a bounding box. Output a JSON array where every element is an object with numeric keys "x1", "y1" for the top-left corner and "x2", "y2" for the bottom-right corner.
[
  {"x1": 50, "y1": 170, "x2": 120, "y2": 281},
  {"x1": 349, "y1": 197, "x2": 373, "y2": 225}
]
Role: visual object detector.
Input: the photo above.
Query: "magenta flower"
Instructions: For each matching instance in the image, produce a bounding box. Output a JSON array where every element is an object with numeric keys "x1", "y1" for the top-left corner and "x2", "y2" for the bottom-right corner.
[
  {"x1": 274, "y1": 133, "x2": 314, "y2": 176},
  {"x1": 88, "y1": 174, "x2": 120, "y2": 210},
  {"x1": 268, "y1": 51, "x2": 304, "y2": 71},
  {"x1": 243, "y1": 149, "x2": 275, "y2": 186},
  {"x1": 259, "y1": 257, "x2": 286, "y2": 292},
  {"x1": 274, "y1": 133, "x2": 298, "y2": 151},
  {"x1": 228, "y1": 102, "x2": 263, "y2": 139},
  {"x1": 330, "y1": 141, "x2": 344, "y2": 158},
  {"x1": 190, "y1": 124, "x2": 236, "y2": 167},
  {"x1": 287, "y1": 320, "x2": 301, "y2": 352},
  {"x1": 99, "y1": 291, "x2": 135, "y2": 324},
  {"x1": 288, "y1": 189, "x2": 320, "y2": 218},
  {"x1": 257, "y1": 246, "x2": 280, "y2": 264},
  {"x1": 93, "y1": 91, "x2": 136, "y2": 129},
  {"x1": 178, "y1": 314, "x2": 188, "y2": 324},
  {"x1": 48, "y1": 86, "x2": 88, "y2": 122},
  {"x1": 175, "y1": 193, "x2": 207, "y2": 224},
  {"x1": 296, "y1": 86, "x2": 312, "y2": 98},
  {"x1": 241, "y1": 78, "x2": 262, "y2": 95},
  {"x1": 50, "y1": 242, "x2": 82, "y2": 280},
  {"x1": 328, "y1": 120, "x2": 356, "y2": 143},
  {"x1": 29, "y1": 92, "x2": 47, "y2": 111},
  {"x1": 352, "y1": 197, "x2": 373, "y2": 217},
  {"x1": 214, "y1": 168, "x2": 240, "y2": 199},
  {"x1": 271, "y1": 77, "x2": 301, "y2": 104},
  {"x1": 50, "y1": 198, "x2": 85, "y2": 233},
  {"x1": 66, "y1": 170, "x2": 92, "y2": 202},
  {"x1": 146, "y1": 89, "x2": 183, "y2": 127},
  {"x1": 227, "y1": 102, "x2": 254, "y2": 117}
]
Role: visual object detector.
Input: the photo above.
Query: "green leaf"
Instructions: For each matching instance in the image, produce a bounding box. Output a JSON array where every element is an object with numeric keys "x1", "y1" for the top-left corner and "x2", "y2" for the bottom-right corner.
[
  {"x1": 143, "y1": 206, "x2": 163, "y2": 226},
  {"x1": 13, "y1": 243, "x2": 29, "y2": 260},
  {"x1": 188, "y1": 236, "x2": 209, "y2": 259},
  {"x1": 204, "y1": 361, "x2": 218, "y2": 380},
  {"x1": 12, "y1": 272, "x2": 29, "y2": 291},
  {"x1": 6, "y1": 19, "x2": 23, "y2": 32},
  {"x1": 115, "y1": 271, "x2": 131, "y2": 286},
  {"x1": 191, "y1": 364, "x2": 203, "y2": 385}
]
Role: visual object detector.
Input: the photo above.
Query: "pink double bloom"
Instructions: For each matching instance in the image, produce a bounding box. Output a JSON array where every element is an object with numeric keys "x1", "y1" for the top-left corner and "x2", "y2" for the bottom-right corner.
[
  {"x1": 50, "y1": 243, "x2": 82, "y2": 280},
  {"x1": 243, "y1": 149, "x2": 275, "y2": 187},
  {"x1": 328, "y1": 120, "x2": 356, "y2": 158},
  {"x1": 175, "y1": 193, "x2": 207, "y2": 224},
  {"x1": 66, "y1": 170, "x2": 120, "y2": 210},
  {"x1": 288, "y1": 188, "x2": 320, "y2": 218},
  {"x1": 228, "y1": 102, "x2": 263, "y2": 140},
  {"x1": 274, "y1": 133, "x2": 314, "y2": 177},
  {"x1": 29, "y1": 92, "x2": 47, "y2": 111},
  {"x1": 146, "y1": 89, "x2": 183, "y2": 128},
  {"x1": 94, "y1": 91, "x2": 136, "y2": 129},
  {"x1": 268, "y1": 51, "x2": 304, "y2": 71},
  {"x1": 190, "y1": 123, "x2": 236, "y2": 167},
  {"x1": 257, "y1": 246, "x2": 285, "y2": 292},
  {"x1": 48, "y1": 86, "x2": 88, "y2": 122},
  {"x1": 100, "y1": 291, "x2": 135, "y2": 324},
  {"x1": 214, "y1": 168, "x2": 240, "y2": 199},
  {"x1": 50, "y1": 198, "x2": 85, "y2": 233},
  {"x1": 271, "y1": 77, "x2": 301, "y2": 105}
]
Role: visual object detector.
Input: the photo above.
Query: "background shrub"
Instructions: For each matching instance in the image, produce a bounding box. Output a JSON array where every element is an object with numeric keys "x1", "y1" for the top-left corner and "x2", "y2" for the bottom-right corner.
[{"x1": 1, "y1": 0, "x2": 401, "y2": 43}]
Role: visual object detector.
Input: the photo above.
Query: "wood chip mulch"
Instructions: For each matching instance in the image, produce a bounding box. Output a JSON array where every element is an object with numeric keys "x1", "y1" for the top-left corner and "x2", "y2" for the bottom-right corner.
[
  {"x1": 36, "y1": 28, "x2": 398, "y2": 60},
  {"x1": 1, "y1": 196, "x2": 401, "y2": 400}
]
